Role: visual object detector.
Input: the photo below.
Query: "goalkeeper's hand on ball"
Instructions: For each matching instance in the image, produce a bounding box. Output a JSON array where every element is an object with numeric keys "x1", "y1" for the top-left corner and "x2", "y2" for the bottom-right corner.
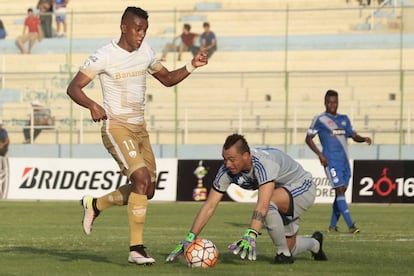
[
  {"x1": 165, "y1": 232, "x2": 196, "y2": 262},
  {"x1": 228, "y1": 228, "x2": 259, "y2": 261}
]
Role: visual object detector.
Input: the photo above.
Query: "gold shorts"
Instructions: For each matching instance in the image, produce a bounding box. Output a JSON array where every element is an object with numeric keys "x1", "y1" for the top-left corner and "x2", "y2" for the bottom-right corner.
[{"x1": 101, "y1": 121, "x2": 156, "y2": 182}]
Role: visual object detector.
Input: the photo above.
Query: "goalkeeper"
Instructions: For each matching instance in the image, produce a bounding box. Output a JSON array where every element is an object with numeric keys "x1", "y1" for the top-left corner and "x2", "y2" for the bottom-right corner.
[{"x1": 166, "y1": 134, "x2": 327, "y2": 264}]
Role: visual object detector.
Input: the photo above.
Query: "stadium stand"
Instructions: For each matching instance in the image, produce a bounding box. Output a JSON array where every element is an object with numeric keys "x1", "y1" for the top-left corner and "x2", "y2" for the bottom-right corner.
[{"x1": 0, "y1": 0, "x2": 412, "y2": 145}]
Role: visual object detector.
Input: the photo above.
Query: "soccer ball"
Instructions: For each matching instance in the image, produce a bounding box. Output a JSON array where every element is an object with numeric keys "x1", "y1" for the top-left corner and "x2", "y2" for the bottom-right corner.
[{"x1": 185, "y1": 238, "x2": 219, "y2": 268}]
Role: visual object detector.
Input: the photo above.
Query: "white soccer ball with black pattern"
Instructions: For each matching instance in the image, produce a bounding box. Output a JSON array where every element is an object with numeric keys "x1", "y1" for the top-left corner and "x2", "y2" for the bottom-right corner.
[{"x1": 185, "y1": 238, "x2": 219, "y2": 268}]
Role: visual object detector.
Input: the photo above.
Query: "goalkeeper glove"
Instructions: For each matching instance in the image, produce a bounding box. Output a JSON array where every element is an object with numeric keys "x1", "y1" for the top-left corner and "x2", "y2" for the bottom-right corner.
[
  {"x1": 228, "y1": 228, "x2": 259, "y2": 261},
  {"x1": 165, "y1": 232, "x2": 196, "y2": 262}
]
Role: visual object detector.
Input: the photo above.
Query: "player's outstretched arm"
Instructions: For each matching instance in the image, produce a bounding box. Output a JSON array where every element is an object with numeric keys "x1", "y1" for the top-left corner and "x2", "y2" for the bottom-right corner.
[
  {"x1": 153, "y1": 50, "x2": 208, "y2": 87},
  {"x1": 166, "y1": 189, "x2": 223, "y2": 262},
  {"x1": 352, "y1": 133, "x2": 372, "y2": 145}
]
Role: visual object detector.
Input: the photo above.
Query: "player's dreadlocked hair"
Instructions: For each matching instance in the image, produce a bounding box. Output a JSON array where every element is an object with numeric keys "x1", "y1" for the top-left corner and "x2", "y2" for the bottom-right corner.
[
  {"x1": 121, "y1": 7, "x2": 149, "y2": 23},
  {"x1": 223, "y1": 134, "x2": 250, "y2": 154}
]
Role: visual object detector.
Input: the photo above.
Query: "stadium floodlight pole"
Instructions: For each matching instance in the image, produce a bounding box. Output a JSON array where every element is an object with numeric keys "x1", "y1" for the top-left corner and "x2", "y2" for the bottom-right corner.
[
  {"x1": 173, "y1": 8, "x2": 178, "y2": 157},
  {"x1": 1, "y1": 56, "x2": 4, "y2": 88},
  {"x1": 68, "y1": 9, "x2": 74, "y2": 158},
  {"x1": 30, "y1": 107, "x2": 34, "y2": 144},
  {"x1": 398, "y1": 4, "x2": 405, "y2": 160},
  {"x1": 283, "y1": 4, "x2": 290, "y2": 152}
]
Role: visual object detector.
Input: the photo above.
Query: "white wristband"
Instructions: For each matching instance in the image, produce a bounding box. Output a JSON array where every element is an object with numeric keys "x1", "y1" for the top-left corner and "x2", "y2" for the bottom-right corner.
[{"x1": 185, "y1": 61, "x2": 196, "y2": 73}]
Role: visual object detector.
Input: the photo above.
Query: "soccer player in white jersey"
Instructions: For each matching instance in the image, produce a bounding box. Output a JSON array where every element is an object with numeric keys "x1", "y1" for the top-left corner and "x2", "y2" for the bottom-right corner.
[
  {"x1": 166, "y1": 134, "x2": 327, "y2": 264},
  {"x1": 67, "y1": 7, "x2": 208, "y2": 265},
  {"x1": 306, "y1": 90, "x2": 371, "y2": 234}
]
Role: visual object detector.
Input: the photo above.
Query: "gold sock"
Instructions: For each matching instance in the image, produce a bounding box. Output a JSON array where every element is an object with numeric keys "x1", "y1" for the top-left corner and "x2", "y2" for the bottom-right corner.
[
  {"x1": 96, "y1": 184, "x2": 132, "y2": 211},
  {"x1": 128, "y1": 192, "x2": 148, "y2": 246}
]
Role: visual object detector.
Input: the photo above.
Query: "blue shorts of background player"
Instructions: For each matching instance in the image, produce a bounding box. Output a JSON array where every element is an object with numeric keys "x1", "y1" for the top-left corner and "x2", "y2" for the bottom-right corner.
[
  {"x1": 56, "y1": 14, "x2": 66, "y2": 23},
  {"x1": 325, "y1": 159, "x2": 351, "y2": 189}
]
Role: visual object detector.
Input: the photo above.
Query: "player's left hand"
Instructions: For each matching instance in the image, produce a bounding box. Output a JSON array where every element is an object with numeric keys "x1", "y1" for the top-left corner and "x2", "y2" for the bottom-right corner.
[
  {"x1": 89, "y1": 102, "x2": 107, "y2": 122},
  {"x1": 228, "y1": 228, "x2": 258, "y2": 261},
  {"x1": 192, "y1": 50, "x2": 208, "y2": 67},
  {"x1": 318, "y1": 153, "x2": 328, "y2": 167}
]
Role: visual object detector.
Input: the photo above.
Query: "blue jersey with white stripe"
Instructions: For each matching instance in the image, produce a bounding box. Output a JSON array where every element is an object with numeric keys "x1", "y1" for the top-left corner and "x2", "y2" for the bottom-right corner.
[
  {"x1": 307, "y1": 112, "x2": 355, "y2": 162},
  {"x1": 213, "y1": 147, "x2": 312, "y2": 196}
]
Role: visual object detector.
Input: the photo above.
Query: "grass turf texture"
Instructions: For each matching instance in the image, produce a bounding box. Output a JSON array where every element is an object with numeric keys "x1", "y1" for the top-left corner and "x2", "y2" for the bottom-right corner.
[{"x1": 0, "y1": 201, "x2": 412, "y2": 275}]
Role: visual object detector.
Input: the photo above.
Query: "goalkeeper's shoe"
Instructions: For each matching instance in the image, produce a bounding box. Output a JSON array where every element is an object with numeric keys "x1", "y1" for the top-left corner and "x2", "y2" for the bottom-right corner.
[
  {"x1": 349, "y1": 224, "x2": 360, "y2": 234},
  {"x1": 128, "y1": 246, "x2": 155, "y2": 265},
  {"x1": 311, "y1": 231, "x2": 328, "y2": 261},
  {"x1": 274, "y1": 253, "x2": 294, "y2": 264},
  {"x1": 81, "y1": 195, "x2": 99, "y2": 235}
]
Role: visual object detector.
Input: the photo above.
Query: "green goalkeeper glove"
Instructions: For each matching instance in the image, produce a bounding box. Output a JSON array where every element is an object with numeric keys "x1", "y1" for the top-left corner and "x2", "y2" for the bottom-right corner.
[
  {"x1": 165, "y1": 232, "x2": 196, "y2": 262},
  {"x1": 228, "y1": 228, "x2": 259, "y2": 261}
]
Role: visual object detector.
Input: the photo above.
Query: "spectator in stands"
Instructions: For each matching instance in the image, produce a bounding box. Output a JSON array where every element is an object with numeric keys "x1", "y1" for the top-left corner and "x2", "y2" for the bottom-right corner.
[
  {"x1": 22, "y1": 101, "x2": 54, "y2": 143},
  {"x1": 191, "y1": 22, "x2": 217, "y2": 59},
  {"x1": 305, "y1": 90, "x2": 371, "y2": 234},
  {"x1": 160, "y1": 23, "x2": 199, "y2": 61},
  {"x1": 54, "y1": 0, "x2": 68, "y2": 38},
  {"x1": 37, "y1": 0, "x2": 53, "y2": 38},
  {"x1": 16, "y1": 8, "x2": 42, "y2": 54},
  {"x1": 0, "y1": 19, "x2": 7, "y2": 39},
  {"x1": 0, "y1": 119, "x2": 10, "y2": 156}
]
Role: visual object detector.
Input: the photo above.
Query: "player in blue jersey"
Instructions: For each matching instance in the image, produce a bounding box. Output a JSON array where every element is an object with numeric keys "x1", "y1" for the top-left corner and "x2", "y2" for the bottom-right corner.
[
  {"x1": 305, "y1": 90, "x2": 371, "y2": 234},
  {"x1": 166, "y1": 134, "x2": 327, "y2": 264}
]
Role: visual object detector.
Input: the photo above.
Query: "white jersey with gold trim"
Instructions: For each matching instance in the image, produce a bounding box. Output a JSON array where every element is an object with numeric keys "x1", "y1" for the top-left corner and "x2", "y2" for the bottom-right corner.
[{"x1": 80, "y1": 39, "x2": 162, "y2": 126}]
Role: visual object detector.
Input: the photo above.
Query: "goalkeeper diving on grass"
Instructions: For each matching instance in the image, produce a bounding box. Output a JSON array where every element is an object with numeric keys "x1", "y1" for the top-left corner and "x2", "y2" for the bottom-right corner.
[{"x1": 166, "y1": 134, "x2": 328, "y2": 264}]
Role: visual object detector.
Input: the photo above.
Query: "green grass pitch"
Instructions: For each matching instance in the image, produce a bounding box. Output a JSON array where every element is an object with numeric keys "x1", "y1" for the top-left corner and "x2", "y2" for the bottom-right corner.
[{"x1": 0, "y1": 201, "x2": 412, "y2": 275}]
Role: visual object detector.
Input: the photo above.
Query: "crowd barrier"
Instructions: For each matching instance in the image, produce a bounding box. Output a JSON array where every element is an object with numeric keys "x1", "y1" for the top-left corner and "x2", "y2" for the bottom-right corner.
[{"x1": 1, "y1": 157, "x2": 412, "y2": 203}]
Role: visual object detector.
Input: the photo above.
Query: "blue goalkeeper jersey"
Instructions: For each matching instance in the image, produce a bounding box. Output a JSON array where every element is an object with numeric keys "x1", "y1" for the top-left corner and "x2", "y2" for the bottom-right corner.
[{"x1": 307, "y1": 112, "x2": 355, "y2": 162}]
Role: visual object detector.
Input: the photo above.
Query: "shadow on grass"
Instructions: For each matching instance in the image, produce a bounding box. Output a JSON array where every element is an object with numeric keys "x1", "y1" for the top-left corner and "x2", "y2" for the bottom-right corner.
[
  {"x1": 0, "y1": 246, "x2": 112, "y2": 264},
  {"x1": 224, "y1": 221, "x2": 248, "y2": 228},
  {"x1": 219, "y1": 251, "x2": 275, "y2": 264}
]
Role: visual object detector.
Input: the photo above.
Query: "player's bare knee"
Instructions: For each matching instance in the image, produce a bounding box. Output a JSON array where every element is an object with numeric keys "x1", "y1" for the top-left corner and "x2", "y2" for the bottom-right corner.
[
  {"x1": 130, "y1": 169, "x2": 152, "y2": 195},
  {"x1": 335, "y1": 186, "x2": 346, "y2": 195}
]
